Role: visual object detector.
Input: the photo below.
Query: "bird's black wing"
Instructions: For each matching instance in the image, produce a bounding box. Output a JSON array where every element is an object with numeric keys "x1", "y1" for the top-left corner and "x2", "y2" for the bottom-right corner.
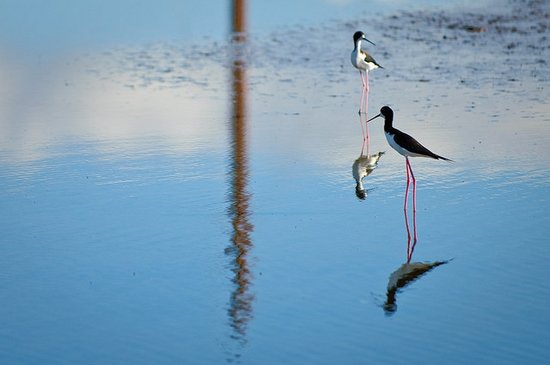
[
  {"x1": 394, "y1": 130, "x2": 449, "y2": 160},
  {"x1": 363, "y1": 52, "x2": 383, "y2": 69}
]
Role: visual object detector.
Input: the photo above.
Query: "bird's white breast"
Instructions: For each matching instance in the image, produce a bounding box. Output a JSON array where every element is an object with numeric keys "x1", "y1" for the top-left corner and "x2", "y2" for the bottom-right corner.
[
  {"x1": 351, "y1": 49, "x2": 361, "y2": 69},
  {"x1": 386, "y1": 132, "x2": 410, "y2": 157}
]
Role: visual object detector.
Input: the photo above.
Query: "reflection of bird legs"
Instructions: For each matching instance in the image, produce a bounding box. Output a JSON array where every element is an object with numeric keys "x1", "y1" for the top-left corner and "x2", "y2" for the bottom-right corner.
[
  {"x1": 364, "y1": 71, "x2": 370, "y2": 156},
  {"x1": 358, "y1": 71, "x2": 371, "y2": 156},
  {"x1": 404, "y1": 157, "x2": 417, "y2": 213},
  {"x1": 405, "y1": 207, "x2": 418, "y2": 264}
]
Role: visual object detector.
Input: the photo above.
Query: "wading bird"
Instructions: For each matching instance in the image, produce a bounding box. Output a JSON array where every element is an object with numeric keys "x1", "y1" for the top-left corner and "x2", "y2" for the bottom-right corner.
[
  {"x1": 367, "y1": 106, "x2": 451, "y2": 211},
  {"x1": 351, "y1": 31, "x2": 383, "y2": 153}
]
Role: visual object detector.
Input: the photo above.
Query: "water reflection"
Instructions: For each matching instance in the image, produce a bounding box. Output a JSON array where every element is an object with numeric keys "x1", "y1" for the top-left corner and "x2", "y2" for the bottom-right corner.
[
  {"x1": 226, "y1": 0, "x2": 254, "y2": 344},
  {"x1": 383, "y1": 208, "x2": 449, "y2": 315},
  {"x1": 352, "y1": 152, "x2": 384, "y2": 200}
]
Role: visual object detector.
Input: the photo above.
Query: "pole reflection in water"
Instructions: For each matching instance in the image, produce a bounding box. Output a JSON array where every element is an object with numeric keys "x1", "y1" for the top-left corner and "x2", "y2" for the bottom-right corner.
[
  {"x1": 226, "y1": 0, "x2": 254, "y2": 343},
  {"x1": 383, "y1": 208, "x2": 450, "y2": 315},
  {"x1": 352, "y1": 151, "x2": 384, "y2": 200}
]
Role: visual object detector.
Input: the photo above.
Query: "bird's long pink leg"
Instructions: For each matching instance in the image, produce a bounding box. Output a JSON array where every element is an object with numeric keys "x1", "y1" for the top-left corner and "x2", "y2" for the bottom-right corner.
[
  {"x1": 407, "y1": 158, "x2": 417, "y2": 213},
  {"x1": 359, "y1": 71, "x2": 366, "y2": 114},
  {"x1": 404, "y1": 157, "x2": 411, "y2": 212},
  {"x1": 364, "y1": 71, "x2": 370, "y2": 155},
  {"x1": 358, "y1": 71, "x2": 366, "y2": 144},
  {"x1": 359, "y1": 70, "x2": 368, "y2": 156},
  {"x1": 405, "y1": 159, "x2": 418, "y2": 263}
]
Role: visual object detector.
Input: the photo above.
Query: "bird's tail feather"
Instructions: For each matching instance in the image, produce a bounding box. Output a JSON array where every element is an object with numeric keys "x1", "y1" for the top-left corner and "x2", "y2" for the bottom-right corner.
[{"x1": 437, "y1": 155, "x2": 453, "y2": 162}]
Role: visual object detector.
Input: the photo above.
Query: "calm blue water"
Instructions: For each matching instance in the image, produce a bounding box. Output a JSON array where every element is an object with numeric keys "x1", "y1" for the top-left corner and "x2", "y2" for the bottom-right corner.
[{"x1": 1, "y1": 0, "x2": 549, "y2": 364}]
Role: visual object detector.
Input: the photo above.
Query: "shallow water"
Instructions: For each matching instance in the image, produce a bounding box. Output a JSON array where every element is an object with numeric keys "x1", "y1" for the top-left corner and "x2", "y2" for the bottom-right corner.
[{"x1": 1, "y1": 0, "x2": 550, "y2": 364}]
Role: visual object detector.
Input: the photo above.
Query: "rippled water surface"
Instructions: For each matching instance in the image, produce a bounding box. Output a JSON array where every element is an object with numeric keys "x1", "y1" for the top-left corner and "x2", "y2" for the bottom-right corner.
[{"x1": 1, "y1": 0, "x2": 549, "y2": 364}]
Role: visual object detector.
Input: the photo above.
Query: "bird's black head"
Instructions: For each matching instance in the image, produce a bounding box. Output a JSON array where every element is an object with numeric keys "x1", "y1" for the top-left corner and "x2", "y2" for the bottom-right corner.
[
  {"x1": 353, "y1": 31, "x2": 365, "y2": 43},
  {"x1": 353, "y1": 31, "x2": 376, "y2": 46},
  {"x1": 380, "y1": 106, "x2": 393, "y2": 119},
  {"x1": 366, "y1": 106, "x2": 394, "y2": 127}
]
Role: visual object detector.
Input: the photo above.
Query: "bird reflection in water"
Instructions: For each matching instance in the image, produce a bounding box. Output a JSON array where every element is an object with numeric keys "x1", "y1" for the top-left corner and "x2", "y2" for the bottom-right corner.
[
  {"x1": 226, "y1": 0, "x2": 254, "y2": 344},
  {"x1": 383, "y1": 207, "x2": 450, "y2": 315},
  {"x1": 352, "y1": 151, "x2": 384, "y2": 200}
]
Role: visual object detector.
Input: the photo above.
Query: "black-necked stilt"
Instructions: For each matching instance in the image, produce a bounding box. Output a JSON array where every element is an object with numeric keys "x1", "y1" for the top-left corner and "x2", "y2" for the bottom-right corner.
[
  {"x1": 351, "y1": 31, "x2": 383, "y2": 154},
  {"x1": 351, "y1": 31, "x2": 382, "y2": 73},
  {"x1": 367, "y1": 106, "x2": 451, "y2": 211}
]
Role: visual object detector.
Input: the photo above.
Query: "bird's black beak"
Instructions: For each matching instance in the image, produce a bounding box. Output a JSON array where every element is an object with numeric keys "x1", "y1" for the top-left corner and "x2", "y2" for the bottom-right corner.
[
  {"x1": 362, "y1": 36, "x2": 376, "y2": 46},
  {"x1": 367, "y1": 113, "x2": 381, "y2": 123}
]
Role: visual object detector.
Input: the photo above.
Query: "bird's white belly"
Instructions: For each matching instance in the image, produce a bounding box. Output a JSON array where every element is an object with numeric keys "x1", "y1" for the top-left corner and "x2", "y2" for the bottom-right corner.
[
  {"x1": 351, "y1": 51, "x2": 362, "y2": 69},
  {"x1": 351, "y1": 51, "x2": 376, "y2": 72},
  {"x1": 386, "y1": 132, "x2": 410, "y2": 157}
]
